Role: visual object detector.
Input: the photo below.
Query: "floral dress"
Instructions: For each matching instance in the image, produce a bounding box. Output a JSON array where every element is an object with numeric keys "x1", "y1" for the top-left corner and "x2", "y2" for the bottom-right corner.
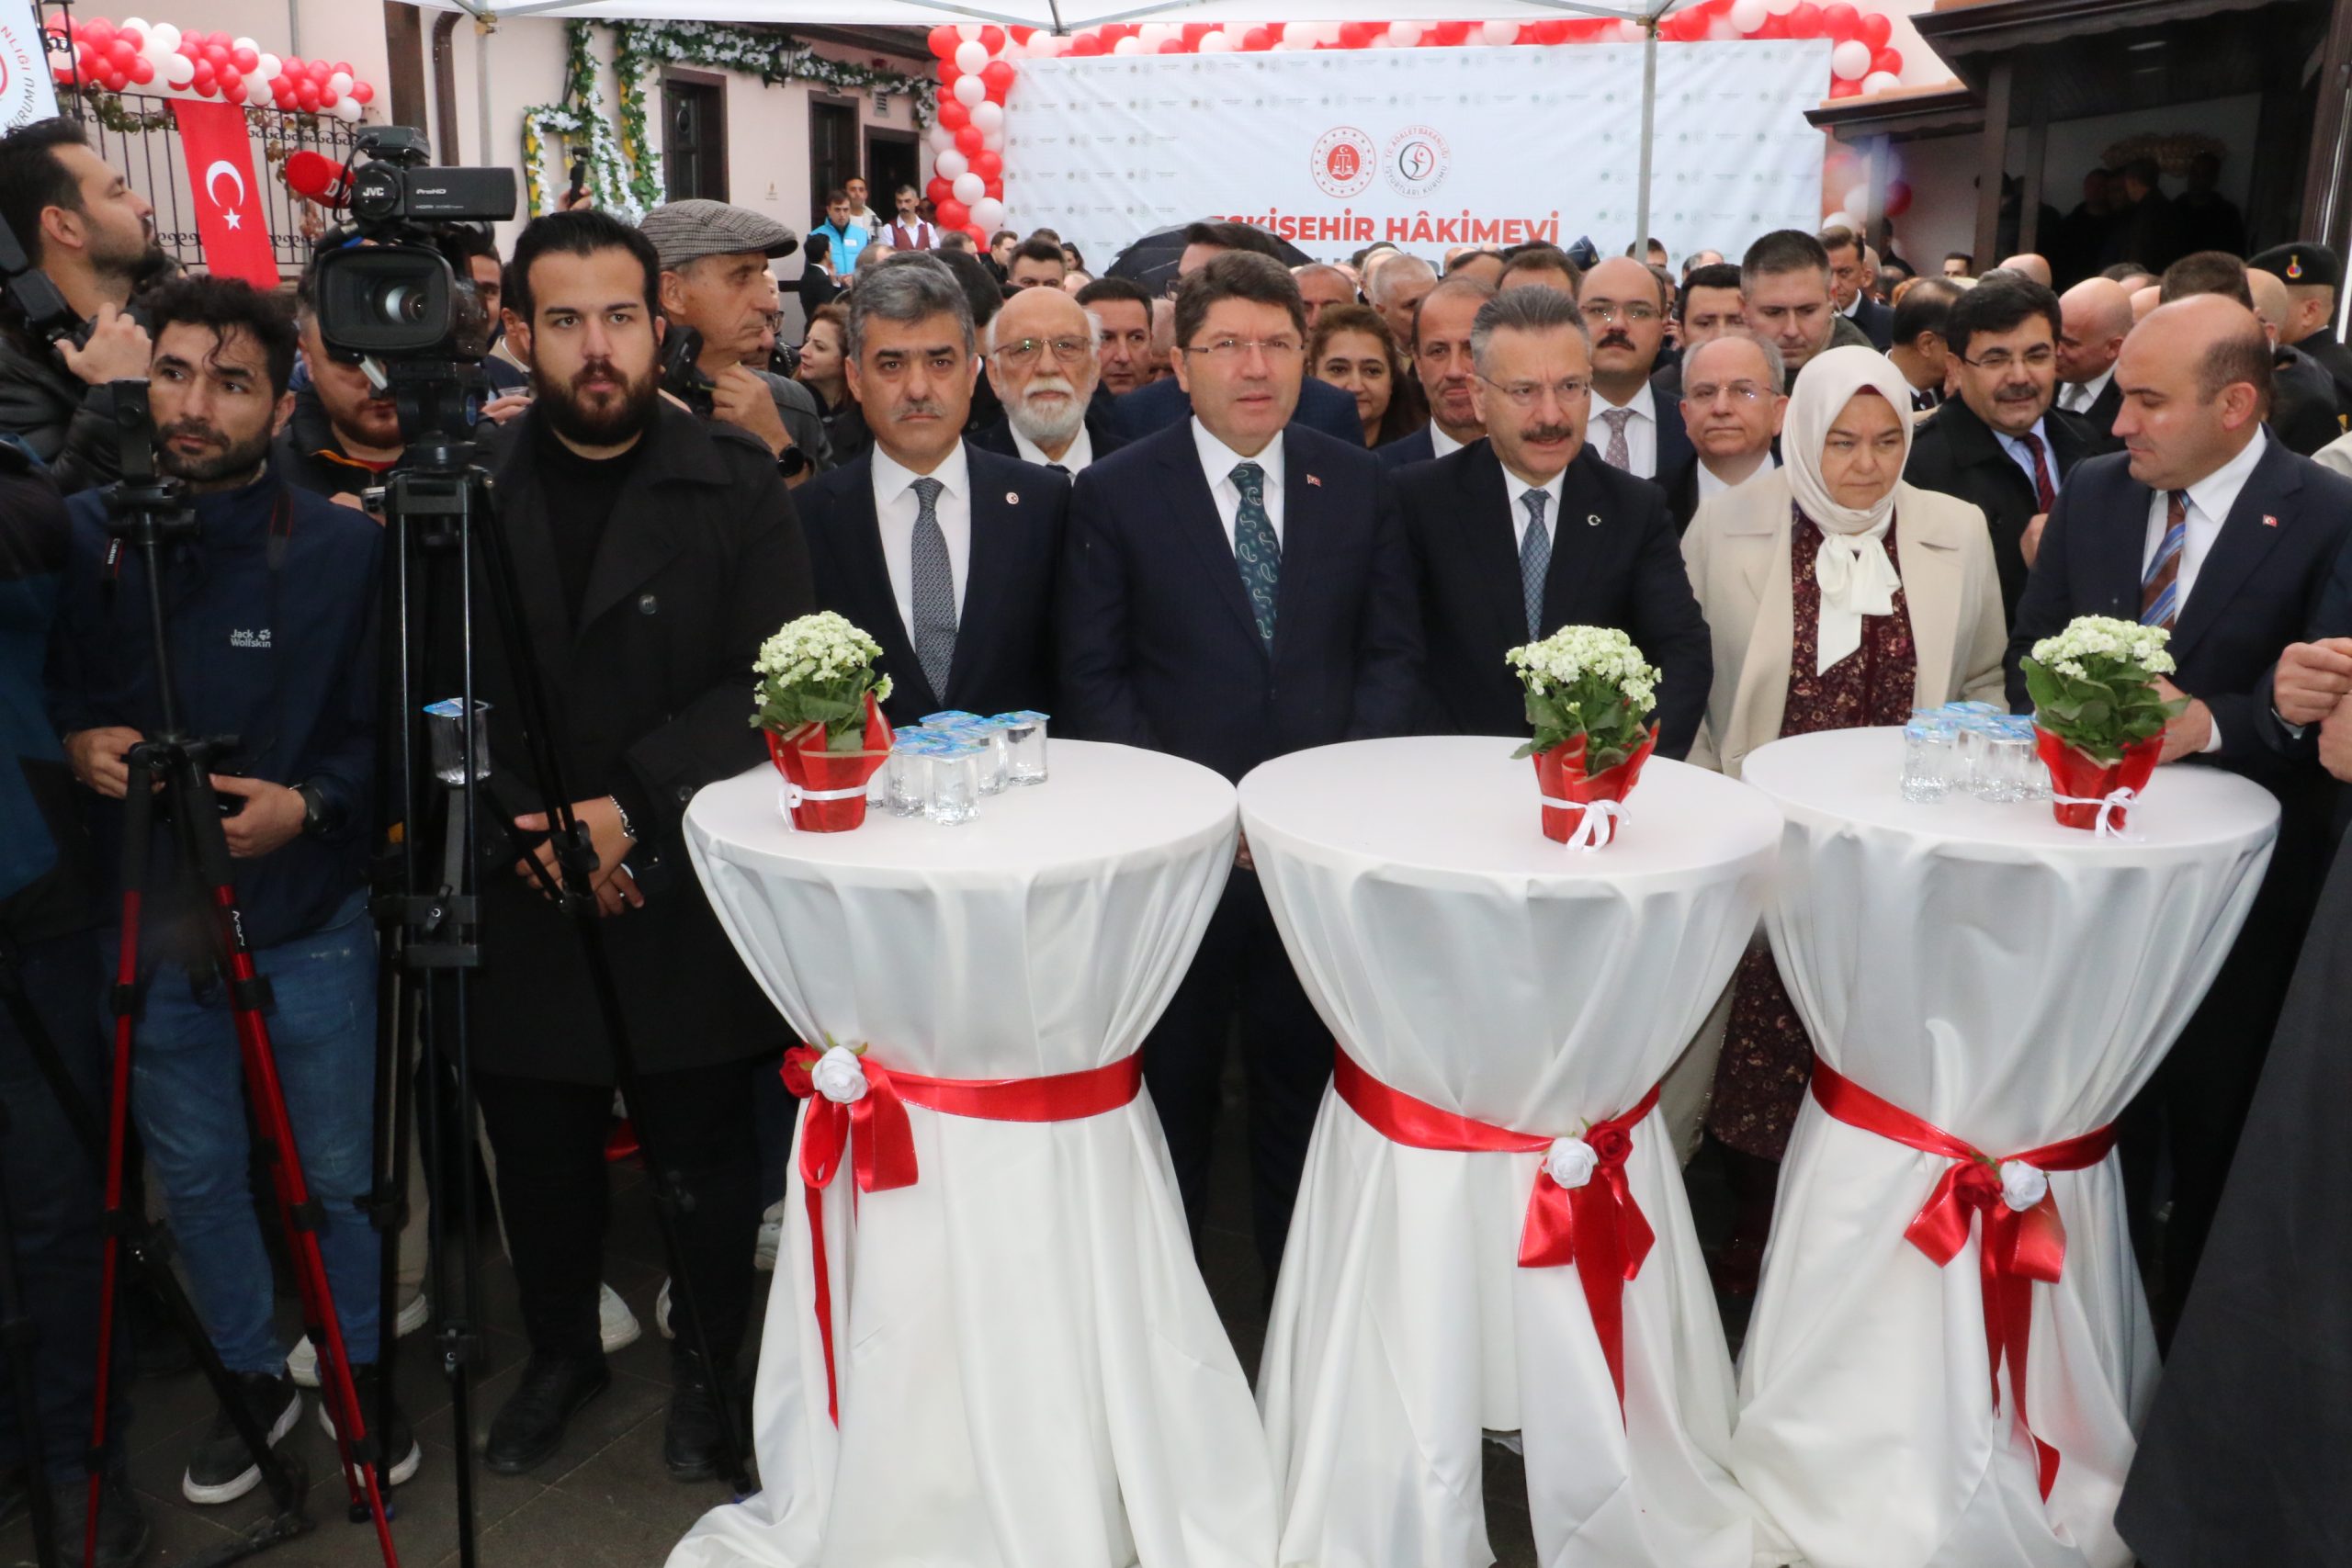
[{"x1": 1706, "y1": 509, "x2": 1919, "y2": 1161}]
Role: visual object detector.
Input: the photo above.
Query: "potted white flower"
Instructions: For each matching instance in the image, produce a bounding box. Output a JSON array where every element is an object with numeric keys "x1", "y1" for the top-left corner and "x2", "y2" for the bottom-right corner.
[
  {"x1": 1506, "y1": 626, "x2": 1661, "y2": 850},
  {"x1": 751, "y1": 611, "x2": 896, "y2": 832},
  {"x1": 2018, "y1": 615, "x2": 2184, "y2": 834}
]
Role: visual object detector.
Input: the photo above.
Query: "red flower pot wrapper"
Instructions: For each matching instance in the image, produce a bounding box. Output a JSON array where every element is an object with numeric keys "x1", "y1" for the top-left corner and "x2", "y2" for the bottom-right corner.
[
  {"x1": 2035, "y1": 727, "x2": 2161, "y2": 838},
  {"x1": 765, "y1": 694, "x2": 894, "y2": 832},
  {"x1": 1532, "y1": 728, "x2": 1657, "y2": 850}
]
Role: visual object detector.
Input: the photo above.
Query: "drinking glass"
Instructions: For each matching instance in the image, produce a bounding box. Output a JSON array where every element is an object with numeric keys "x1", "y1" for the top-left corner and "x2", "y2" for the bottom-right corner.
[{"x1": 424, "y1": 698, "x2": 492, "y2": 787}]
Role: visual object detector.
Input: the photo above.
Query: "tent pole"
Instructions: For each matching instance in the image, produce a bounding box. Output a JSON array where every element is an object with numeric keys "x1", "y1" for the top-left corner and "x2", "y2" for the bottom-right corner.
[
  {"x1": 1634, "y1": 10, "x2": 1657, "y2": 256},
  {"x1": 475, "y1": 10, "x2": 496, "y2": 173}
]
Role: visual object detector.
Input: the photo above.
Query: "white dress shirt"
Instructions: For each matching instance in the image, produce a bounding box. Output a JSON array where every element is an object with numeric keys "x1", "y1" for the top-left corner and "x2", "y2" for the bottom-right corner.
[
  {"x1": 1590, "y1": 379, "x2": 1660, "y2": 479},
  {"x1": 871, "y1": 441, "x2": 973, "y2": 643},
  {"x1": 1430, "y1": 423, "x2": 1470, "y2": 460},
  {"x1": 1506, "y1": 468, "x2": 1567, "y2": 549},
  {"x1": 1695, "y1": 450, "x2": 1776, "y2": 503},
  {"x1": 2143, "y1": 427, "x2": 2268, "y2": 753},
  {"x1": 1994, "y1": 416, "x2": 2057, "y2": 498},
  {"x1": 1011, "y1": 422, "x2": 1094, "y2": 475},
  {"x1": 2059, "y1": 364, "x2": 2115, "y2": 416},
  {"x1": 1193, "y1": 418, "x2": 1285, "y2": 551}
]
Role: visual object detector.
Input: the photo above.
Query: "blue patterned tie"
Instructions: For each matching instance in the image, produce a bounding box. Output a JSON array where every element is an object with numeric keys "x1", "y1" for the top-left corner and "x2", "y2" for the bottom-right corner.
[
  {"x1": 1519, "y1": 489, "x2": 1552, "y2": 639},
  {"x1": 909, "y1": 476, "x2": 957, "y2": 696},
  {"x1": 2140, "y1": 490, "x2": 2186, "y2": 630},
  {"x1": 1231, "y1": 461, "x2": 1281, "y2": 646}
]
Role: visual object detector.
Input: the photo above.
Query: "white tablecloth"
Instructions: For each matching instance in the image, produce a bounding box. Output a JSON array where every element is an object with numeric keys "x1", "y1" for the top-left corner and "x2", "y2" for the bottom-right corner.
[
  {"x1": 1730, "y1": 728, "x2": 2278, "y2": 1568},
  {"x1": 664, "y1": 740, "x2": 1276, "y2": 1568},
  {"x1": 1240, "y1": 736, "x2": 1788, "y2": 1568}
]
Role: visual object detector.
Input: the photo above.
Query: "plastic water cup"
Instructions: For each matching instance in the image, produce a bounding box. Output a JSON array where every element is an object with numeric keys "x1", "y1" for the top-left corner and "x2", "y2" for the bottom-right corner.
[
  {"x1": 998, "y1": 711, "x2": 1049, "y2": 784},
  {"x1": 424, "y1": 698, "x2": 492, "y2": 786},
  {"x1": 926, "y1": 742, "x2": 982, "y2": 825},
  {"x1": 1901, "y1": 716, "x2": 1956, "y2": 803}
]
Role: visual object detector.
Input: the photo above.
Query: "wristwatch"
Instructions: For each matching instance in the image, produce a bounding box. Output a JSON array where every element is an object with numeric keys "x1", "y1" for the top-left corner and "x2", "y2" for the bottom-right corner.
[
  {"x1": 777, "y1": 445, "x2": 809, "y2": 479},
  {"x1": 295, "y1": 780, "x2": 332, "y2": 838}
]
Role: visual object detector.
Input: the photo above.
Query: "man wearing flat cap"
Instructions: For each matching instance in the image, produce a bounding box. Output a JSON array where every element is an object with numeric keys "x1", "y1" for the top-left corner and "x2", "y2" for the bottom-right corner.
[
  {"x1": 2251, "y1": 242, "x2": 2352, "y2": 412},
  {"x1": 639, "y1": 198, "x2": 832, "y2": 483}
]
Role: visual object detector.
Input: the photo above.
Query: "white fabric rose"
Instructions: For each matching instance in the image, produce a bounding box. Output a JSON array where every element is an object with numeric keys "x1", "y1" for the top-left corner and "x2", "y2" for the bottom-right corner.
[
  {"x1": 1999, "y1": 1159, "x2": 2049, "y2": 1213},
  {"x1": 810, "y1": 1044, "x2": 870, "y2": 1104},
  {"x1": 1544, "y1": 1136, "x2": 1599, "y2": 1190}
]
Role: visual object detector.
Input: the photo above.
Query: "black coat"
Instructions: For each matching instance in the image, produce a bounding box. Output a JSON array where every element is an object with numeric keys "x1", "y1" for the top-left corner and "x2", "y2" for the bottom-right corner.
[
  {"x1": 1060, "y1": 420, "x2": 1423, "y2": 781},
  {"x1": 2296, "y1": 326, "x2": 2352, "y2": 412},
  {"x1": 1848, "y1": 296, "x2": 1895, "y2": 352},
  {"x1": 2271, "y1": 345, "x2": 2346, "y2": 457},
  {"x1": 1905, "y1": 399, "x2": 2108, "y2": 626},
  {"x1": 1397, "y1": 442, "x2": 1710, "y2": 758},
  {"x1": 2061, "y1": 375, "x2": 2124, "y2": 444},
  {"x1": 424, "y1": 400, "x2": 815, "y2": 1084},
  {"x1": 1657, "y1": 454, "x2": 1702, "y2": 534},
  {"x1": 796, "y1": 444, "x2": 1065, "y2": 727},
  {"x1": 1376, "y1": 424, "x2": 1438, "y2": 469}
]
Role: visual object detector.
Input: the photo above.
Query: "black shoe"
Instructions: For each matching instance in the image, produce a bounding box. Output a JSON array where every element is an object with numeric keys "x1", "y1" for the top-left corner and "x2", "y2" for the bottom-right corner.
[
  {"x1": 483, "y1": 1353, "x2": 608, "y2": 1476},
  {"x1": 181, "y1": 1371, "x2": 301, "y2": 1506},
  {"x1": 662, "y1": 1352, "x2": 733, "y2": 1483},
  {"x1": 49, "y1": 1470, "x2": 151, "y2": 1568},
  {"x1": 317, "y1": 1364, "x2": 423, "y2": 1487}
]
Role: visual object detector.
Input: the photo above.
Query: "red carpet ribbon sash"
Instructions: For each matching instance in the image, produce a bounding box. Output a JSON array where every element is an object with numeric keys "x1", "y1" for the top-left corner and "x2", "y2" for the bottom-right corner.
[
  {"x1": 1808, "y1": 1055, "x2": 2118, "y2": 1499},
  {"x1": 1329, "y1": 1046, "x2": 1660, "y2": 1414},
  {"x1": 780, "y1": 1043, "x2": 1145, "y2": 1423}
]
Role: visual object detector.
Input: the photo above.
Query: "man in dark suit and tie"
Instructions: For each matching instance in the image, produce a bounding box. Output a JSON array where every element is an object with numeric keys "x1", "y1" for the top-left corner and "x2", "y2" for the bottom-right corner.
[
  {"x1": 1400, "y1": 286, "x2": 1711, "y2": 750},
  {"x1": 1577, "y1": 256, "x2": 1695, "y2": 483},
  {"x1": 795, "y1": 254, "x2": 1064, "y2": 728},
  {"x1": 966, "y1": 281, "x2": 1125, "y2": 476},
  {"x1": 1824, "y1": 226, "x2": 1895, "y2": 351},
  {"x1": 1656, "y1": 332, "x2": 1789, "y2": 533},
  {"x1": 1907, "y1": 276, "x2": 2109, "y2": 625},
  {"x1": 1062, "y1": 252, "x2": 1423, "y2": 1280},
  {"x1": 2007, "y1": 295, "x2": 2352, "y2": 1337},
  {"x1": 2055, "y1": 277, "x2": 2132, "y2": 437},
  {"x1": 1102, "y1": 221, "x2": 1363, "y2": 446},
  {"x1": 1377, "y1": 276, "x2": 1494, "y2": 469}
]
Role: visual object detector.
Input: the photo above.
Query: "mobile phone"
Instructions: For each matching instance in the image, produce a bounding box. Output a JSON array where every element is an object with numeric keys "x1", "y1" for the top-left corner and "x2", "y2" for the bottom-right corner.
[{"x1": 568, "y1": 160, "x2": 588, "y2": 201}]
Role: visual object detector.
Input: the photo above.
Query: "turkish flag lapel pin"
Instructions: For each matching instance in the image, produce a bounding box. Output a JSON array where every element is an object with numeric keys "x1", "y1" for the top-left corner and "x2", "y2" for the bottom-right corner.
[{"x1": 1306, "y1": 473, "x2": 1321, "y2": 488}]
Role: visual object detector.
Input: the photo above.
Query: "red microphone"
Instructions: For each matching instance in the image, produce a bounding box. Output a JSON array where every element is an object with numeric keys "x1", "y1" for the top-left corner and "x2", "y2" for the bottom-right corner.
[{"x1": 285, "y1": 151, "x2": 352, "y2": 208}]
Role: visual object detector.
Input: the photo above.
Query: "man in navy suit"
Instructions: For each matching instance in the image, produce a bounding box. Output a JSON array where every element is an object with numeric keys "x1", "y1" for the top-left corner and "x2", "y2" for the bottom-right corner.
[
  {"x1": 1062, "y1": 252, "x2": 1422, "y2": 1279},
  {"x1": 1377, "y1": 276, "x2": 1494, "y2": 469},
  {"x1": 1577, "y1": 255, "x2": 1695, "y2": 483},
  {"x1": 2007, "y1": 295, "x2": 2352, "y2": 1337},
  {"x1": 966, "y1": 282, "x2": 1125, "y2": 476},
  {"x1": 1824, "y1": 226, "x2": 1895, "y2": 351},
  {"x1": 1102, "y1": 221, "x2": 1363, "y2": 446},
  {"x1": 1400, "y1": 286, "x2": 1711, "y2": 750},
  {"x1": 795, "y1": 254, "x2": 1063, "y2": 728}
]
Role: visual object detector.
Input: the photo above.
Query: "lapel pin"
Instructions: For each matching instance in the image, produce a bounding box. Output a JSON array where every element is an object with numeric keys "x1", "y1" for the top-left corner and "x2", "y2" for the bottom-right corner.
[
  {"x1": 2263, "y1": 514, "x2": 2278, "y2": 527},
  {"x1": 1306, "y1": 473, "x2": 1322, "y2": 488},
  {"x1": 1587, "y1": 513, "x2": 1602, "y2": 527},
  {"x1": 1007, "y1": 491, "x2": 1020, "y2": 505}
]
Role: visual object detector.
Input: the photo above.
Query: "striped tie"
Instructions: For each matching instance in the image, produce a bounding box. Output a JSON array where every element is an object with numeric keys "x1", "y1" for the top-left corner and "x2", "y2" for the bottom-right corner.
[{"x1": 2141, "y1": 490, "x2": 2188, "y2": 629}]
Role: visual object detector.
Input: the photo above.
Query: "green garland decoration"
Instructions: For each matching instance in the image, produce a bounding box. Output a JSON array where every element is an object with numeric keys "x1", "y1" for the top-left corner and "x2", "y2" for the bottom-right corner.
[{"x1": 522, "y1": 20, "x2": 933, "y2": 220}]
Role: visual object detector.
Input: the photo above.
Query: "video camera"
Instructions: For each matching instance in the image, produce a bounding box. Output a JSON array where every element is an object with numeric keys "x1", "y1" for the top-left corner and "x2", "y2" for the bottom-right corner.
[{"x1": 309, "y1": 127, "x2": 514, "y2": 366}]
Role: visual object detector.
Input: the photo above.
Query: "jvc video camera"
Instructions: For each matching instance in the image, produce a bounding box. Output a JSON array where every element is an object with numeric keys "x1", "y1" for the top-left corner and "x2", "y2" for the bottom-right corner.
[{"x1": 310, "y1": 127, "x2": 514, "y2": 364}]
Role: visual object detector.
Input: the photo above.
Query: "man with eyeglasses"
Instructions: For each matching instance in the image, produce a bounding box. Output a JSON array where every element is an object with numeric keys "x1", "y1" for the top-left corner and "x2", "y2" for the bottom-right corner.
[
  {"x1": 1577, "y1": 255, "x2": 1691, "y2": 481},
  {"x1": 1661, "y1": 333, "x2": 1789, "y2": 532},
  {"x1": 795, "y1": 254, "x2": 1063, "y2": 727},
  {"x1": 1061, "y1": 250, "x2": 1421, "y2": 1280},
  {"x1": 1377, "y1": 276, "x2": 1494, "y2": 468},
  {"x1": 969, "y1": 281, "x2": 1124, "y2": 474},
  {"x1": 1905, "y1": 276, "x2": 2107, "y2": 621},
  {"x1": 1395, "y1": 284, "x2": 1708, "y2": 749}
]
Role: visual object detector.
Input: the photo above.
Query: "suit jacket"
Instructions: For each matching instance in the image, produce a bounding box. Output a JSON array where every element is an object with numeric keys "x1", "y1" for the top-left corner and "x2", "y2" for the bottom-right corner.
[
  {"x1": 1376, "y1": 424, "x2": 1438, "y2": 469},
  {"x1": 2064, "y1": 375, "x2": 2124, "y2": 443},
  {"x1": 796, "y1": 444, "x2": 1066, "y2": 727},
  {"x1": 1848, "y1": 296, "x2": 1895, "y2": 352},
  {"x1": 2004, "y1": 441, "x2": 2352, "y2": 791},
  {"x1": 1904, "y1": 398, "x2": 2109, "y2": 626},
  {"x1": 1106, "y1": 373, "x2": 1364, "y2": 446},
  {"x1": 965, "y1": 404, "x2": 1127, "y2": 469},
  {"x1": 1681, "y1": 471, "x2": 2009, "y2": 776},
  {"x1": 2297, "y1": 326, "x2": 2352, "y2": 412},
  {"x1": 1398, "y1": 442, "x2": 1711, "y2": 758},
  {"x1": 1591, "y1": 386, "x2": 1694, "y2": 483},
  {"x1": 2272, "y1": 345, "x2": 2346, "y2": 457},
  {"x1": 1059, "y1": 420, "x2": 1424, "y2": 781},
  {"x1": 1659, "y1": 454, "x2": 1702, "y2": 534}
]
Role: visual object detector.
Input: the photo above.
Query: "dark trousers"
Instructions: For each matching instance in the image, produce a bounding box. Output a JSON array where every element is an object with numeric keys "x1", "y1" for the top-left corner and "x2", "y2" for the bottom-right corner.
[
  {"x1": 475, "y1": 1055, "x2": 764, "y2": 1370},
  {"x1": 1143, "y1": 872, "x2": 1330, "y2": 1283},
  {"x1": 0, "y1": 928, "x2": 129, "y2": 1484}
]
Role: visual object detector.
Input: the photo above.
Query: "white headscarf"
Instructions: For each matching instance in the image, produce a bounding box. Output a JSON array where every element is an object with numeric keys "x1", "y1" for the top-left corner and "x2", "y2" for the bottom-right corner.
[{"x1": 1781, "y1": 345, "x2": 1917, "y2": 674}]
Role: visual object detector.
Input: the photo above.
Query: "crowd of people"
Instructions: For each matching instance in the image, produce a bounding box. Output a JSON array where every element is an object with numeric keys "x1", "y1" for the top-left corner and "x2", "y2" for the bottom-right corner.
[{"x1": 3, "y1": 109, "x2": 2349, "y2": 1568}]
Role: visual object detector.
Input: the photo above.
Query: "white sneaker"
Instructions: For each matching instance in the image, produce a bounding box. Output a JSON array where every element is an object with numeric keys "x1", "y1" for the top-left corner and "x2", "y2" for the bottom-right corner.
[
  {"x1": 288, "y1": 1292, "x2": 432, "y2": 1389},
  {"x1": 654, "y1": 1278, "x2": 673, "y2": 1340},
  {"x1": 753, "y1": 1199, "x2": 786, "y2": 1272},
  {"x1": 599, "y1": 1282, "x2": 641, "y2": 1354}
]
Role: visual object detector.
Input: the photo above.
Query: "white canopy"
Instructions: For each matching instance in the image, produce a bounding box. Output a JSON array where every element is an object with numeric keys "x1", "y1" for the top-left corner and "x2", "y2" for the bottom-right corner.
[{"x1": 426, "y1": 0, "x2": 1682, "y2": 28}]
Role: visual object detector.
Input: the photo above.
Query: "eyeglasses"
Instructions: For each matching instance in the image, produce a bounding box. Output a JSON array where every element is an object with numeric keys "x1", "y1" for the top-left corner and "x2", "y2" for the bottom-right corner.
[
  {"x1": 1579, "y1": 301, "x2": 1660, "y2": 325},
  {"x1": 1960, "y1": 345, "x2": 2058, "y2": 372},
  {"x1": 1182, "y1": 335, "x2": 1305, "y2": 364},
  {"x1": 994, "y1": 335, "x2": 1093, "y2": 368},
  {"x1": 1475, "y1": 372, "x2": 1590, "y2": 408},
  {"x1": 1685, "y1": 380, "x2": 1770, "y2": 405}
]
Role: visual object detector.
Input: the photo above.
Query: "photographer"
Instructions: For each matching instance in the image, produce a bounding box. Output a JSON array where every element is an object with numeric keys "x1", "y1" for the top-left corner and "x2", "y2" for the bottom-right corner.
[
  {"x1": 47, "y1": 276, "x2": 416, "y2": 1506},
  {"x1": 638, "y1": 199, "x2": 831, "y2": 486},
  {"x1": 0, "y1": 118, "x2": 169, "y2": 493},
  {"x1": 429, "y1": 210, "x2": 812, "y2": 1481}
]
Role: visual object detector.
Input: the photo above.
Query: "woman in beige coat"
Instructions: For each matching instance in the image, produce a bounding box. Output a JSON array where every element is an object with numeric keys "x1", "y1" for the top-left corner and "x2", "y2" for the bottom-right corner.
[{"x1": 1679, "y1": 344, "x2": 2007, "y2": 1292}]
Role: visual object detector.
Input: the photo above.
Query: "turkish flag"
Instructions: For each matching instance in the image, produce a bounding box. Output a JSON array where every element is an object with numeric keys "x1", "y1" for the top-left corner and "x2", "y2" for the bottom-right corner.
[{"x1": 170, "y1": 99, "x2": 276, "y2": 287}]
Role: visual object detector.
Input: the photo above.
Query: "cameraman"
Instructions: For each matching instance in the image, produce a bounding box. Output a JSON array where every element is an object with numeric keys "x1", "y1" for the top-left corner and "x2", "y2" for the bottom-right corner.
[
  {"x1": 275, "y1": 265, "x2": 407, "y2": 501},
  {"x1": 47, "y1": 276, "x2": 416, "y2": 1503},
  {"x1": 0, "y1": 118, "x2": 168, "y2": 493},
  {"x1": 431, "y1": 210, "x2": 812, "y2": 1481},
  {"x1": 637, "y1": 199, "x2": 831, "y2": 486}
]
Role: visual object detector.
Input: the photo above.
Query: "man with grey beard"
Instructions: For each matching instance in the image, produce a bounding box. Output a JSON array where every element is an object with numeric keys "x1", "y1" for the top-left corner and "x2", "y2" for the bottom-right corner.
[{"x1": 970, "y1": 282, "x2": 1125, "y2": 475}]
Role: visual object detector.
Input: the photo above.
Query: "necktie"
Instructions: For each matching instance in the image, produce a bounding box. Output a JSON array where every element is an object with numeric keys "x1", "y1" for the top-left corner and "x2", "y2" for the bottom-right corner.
[
  {"x1": 1600, "y1": 407, "x2": 1634, "y2": 471},
  {"x1": 1231, "y1": 461, "x2": 1281, "y2": 647},
  {"x1": 1913, "y1": 387, "x2": 1940, "y2": 413},
  {"x1": 1047, "y1": 463, "x2": 1070, "y2": 476},
  {"x1": 908, "y1": 476, "x2": 957, "y2": 698},
  {"x1": 1519, "y1": 490, "x2": 1552, "y2": 639},
  {"x1": 2020, "y1": 431, "x2": 2056, "y2": 513},
  {"x1": 2060, "y1": 384, "x2": 2084, "y2": 413},
  {"x1": 2141, "y1": 490, "x2": 2188, "y2": 630}
]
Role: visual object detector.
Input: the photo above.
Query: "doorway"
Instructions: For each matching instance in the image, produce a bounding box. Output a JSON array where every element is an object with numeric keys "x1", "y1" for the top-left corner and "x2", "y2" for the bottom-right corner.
[
  {"x1": 808, "y1": 99, "x2": 860, "y2": 226},
  {"x1": 865, "y1": 129, "x2": 921, "y2": 220},
  {"x1": 661, "y1": 73, "x2": 728, "y2": 202}
]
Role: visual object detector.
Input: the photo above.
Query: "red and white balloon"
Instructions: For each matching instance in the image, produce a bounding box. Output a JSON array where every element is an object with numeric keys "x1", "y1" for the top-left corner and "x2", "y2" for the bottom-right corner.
[{"x1": 47, "y1": 15, "x2": 378, "y2": 121}]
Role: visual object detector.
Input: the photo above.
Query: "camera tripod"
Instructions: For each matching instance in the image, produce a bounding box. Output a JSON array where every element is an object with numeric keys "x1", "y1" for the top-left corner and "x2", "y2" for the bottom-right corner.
[{"x1": 78, "y1": 394, "x2": 401, "y2": 1568}]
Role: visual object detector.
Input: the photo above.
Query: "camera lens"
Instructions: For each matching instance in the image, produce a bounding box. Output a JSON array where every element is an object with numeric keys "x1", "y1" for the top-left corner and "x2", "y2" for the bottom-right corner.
[{"x1": 374, "y1": 281, "x2": 431, "y2": 327}]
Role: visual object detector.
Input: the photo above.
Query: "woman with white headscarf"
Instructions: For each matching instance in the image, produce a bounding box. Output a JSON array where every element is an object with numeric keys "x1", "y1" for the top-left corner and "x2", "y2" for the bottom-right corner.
[{"x1": 1678, "y1": 344, "x2": 2007, "y2": 1293}]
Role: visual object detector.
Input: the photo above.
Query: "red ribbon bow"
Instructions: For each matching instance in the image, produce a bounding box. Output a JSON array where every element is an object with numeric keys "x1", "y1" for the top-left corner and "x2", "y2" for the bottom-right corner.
[
  {"x1": 1331, "y1": 1047, "x2": 1659, "y2": 1413},
  {"x1": 1809, "y1": 1056, "x2": 2117, "y2": 1499},
  {"x1": 780, "y1": 1043, "x2": 1144, "y2": 1423}
]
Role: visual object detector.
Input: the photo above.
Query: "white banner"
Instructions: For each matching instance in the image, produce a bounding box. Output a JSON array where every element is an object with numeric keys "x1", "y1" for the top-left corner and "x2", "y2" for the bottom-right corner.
[
  {"x1": 1001, "y1": 40, "x2": 1828, "y2": 268},
  {"x1": 0, "y1": 0, "x2": 57, "y2": 133}
]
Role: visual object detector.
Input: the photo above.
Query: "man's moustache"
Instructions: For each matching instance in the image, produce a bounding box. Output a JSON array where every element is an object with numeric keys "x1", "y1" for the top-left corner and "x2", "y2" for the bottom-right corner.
[
  {"x1": 1599, "y1": 333, "x2": 1634, "y2": 351},
  {"x1": 1523, "y1": 424, "x2": 1575, "y2": 444}
]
